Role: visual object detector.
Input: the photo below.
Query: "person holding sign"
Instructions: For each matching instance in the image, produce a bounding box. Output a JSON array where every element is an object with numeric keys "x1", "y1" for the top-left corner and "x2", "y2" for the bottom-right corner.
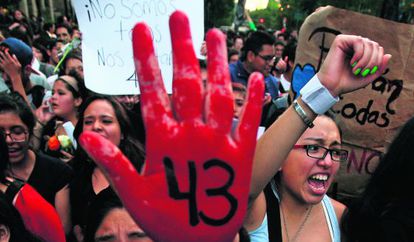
[
  {"x1": 78, "y1": 10, "x2": 390, "y2": 242},
  {"x1": 246, "y1": 36, "x2": 391, "y2": 242}
]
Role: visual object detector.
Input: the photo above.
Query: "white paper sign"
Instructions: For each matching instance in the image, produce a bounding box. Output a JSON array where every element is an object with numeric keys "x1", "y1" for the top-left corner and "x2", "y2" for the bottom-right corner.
[{"x1": 71, "y1": 0, "x2": 204, "y2": 94}]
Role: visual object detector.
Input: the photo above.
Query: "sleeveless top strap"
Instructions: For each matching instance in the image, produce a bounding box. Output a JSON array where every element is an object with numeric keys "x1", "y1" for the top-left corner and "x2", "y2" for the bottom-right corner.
[{"x1": 322, "y1": 195, "x2": 341, "y2": 242}]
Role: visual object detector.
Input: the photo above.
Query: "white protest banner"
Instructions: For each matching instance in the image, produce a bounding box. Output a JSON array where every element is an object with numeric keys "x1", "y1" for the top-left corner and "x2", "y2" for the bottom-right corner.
[{"x1": 71, "y1": 0, "x2": 204, "y2": 94}]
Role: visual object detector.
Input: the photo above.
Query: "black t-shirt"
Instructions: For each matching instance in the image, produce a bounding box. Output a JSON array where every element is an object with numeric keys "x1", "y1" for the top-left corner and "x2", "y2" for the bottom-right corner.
[{"x1": 27, "y1": 152, "x2": 73, "y2": 205}]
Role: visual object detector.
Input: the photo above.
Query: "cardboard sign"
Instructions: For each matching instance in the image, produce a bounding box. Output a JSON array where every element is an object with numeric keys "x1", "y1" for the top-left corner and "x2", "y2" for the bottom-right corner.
[
  {"x1": 71, "y1": 0, "x2": 204, "y2": 94},
  {"x1": 292, "y1": 6, "x2": 414, "y2": 151}
]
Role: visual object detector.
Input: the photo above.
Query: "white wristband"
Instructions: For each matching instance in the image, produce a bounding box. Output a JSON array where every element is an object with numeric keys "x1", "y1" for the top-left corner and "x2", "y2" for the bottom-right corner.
[{"x1": 300, "y1": 75, "x2": 339, "y2": 114}]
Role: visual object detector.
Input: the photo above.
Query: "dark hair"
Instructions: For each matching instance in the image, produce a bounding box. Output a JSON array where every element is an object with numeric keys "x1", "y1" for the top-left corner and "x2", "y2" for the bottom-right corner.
[
  {"x1": 55, "y1": 23, "x2": 73, "y2": 35},
  {"x1": 0, "y1": 92, "x2": 35, "y2": 135},
  {"x1": 341, "y1": 116, "x2": 414, "y2": 241},
  {"x1": 42, "y1": 22, "x2": 54, "y2": 32},
  {"x1": 273, "y1": 113, "x2": 342, "y2": 183},
  {"x1": 60, "y1": 48, "x2": 83, "y2": 75},
  {"x1": 240, "y1": 31, "x2": 275, "y2": 61},
  {"x1": 73, "y1": 95, "x2": 145, "y2": 172},
  {"x1": 274, "y1": 40, "x2": 286, "y2": 47},
  {"x1": 282, "y1": 40, "x2": 297, "y2": 64},
  {"x1": 0, "y1": 132, "x2": 8, "y2": 181},
  {"x1": 0, "y1": 192, "x2": 42, "y2": 242},
  {"x1": 232, "y1": 82, "x2": 247, "y2": 94},
  {"x1": 228, "y1": 48, "x2": 240, "y2": 62},
  {"x1": 55, "y1": 71, "x2": 87, "y2": 101},
  {"x1": 32, "y1": 39, "x2": 49, "y2": 62},
  {"x1": 83, "y1": 188, "x2": 123, "y2": 242}
]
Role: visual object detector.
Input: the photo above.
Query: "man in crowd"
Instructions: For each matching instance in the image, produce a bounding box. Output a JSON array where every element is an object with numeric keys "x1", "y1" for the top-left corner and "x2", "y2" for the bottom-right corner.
[
  {"x1": 55, "y1": 23, "x2": 72, "y2": 44},
  {"x1": 229, "y1": 31, "x2": 279, "y2": 99},
  {"x1": 0, "y1": 37, "x2": 43, "y2": 107}
]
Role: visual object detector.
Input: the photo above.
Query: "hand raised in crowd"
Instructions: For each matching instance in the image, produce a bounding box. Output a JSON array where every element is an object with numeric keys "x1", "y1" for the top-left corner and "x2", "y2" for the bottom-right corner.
[
  {"x1": 317, "y1": 35, "x2": 391, "y2": 96},
  {"x1": 35, "y1": 100, "x2": 55, "y2": 125},
  {"x1": 79, "y1": 11, "x2": 264, "y2": 242},
  {"x1": 275, "y1": 56, "x2": 288, "y2": 73},
  {"x1": 0, "y1": 48, "x2": 22, "y2": 81}
]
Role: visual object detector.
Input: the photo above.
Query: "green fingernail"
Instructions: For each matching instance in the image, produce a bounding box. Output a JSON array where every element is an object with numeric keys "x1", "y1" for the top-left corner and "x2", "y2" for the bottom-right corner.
[
  {"x1": 361, "y1": 68, "x2": 370, "y2": 77},
  {"x1": 352, "y1": 61, "x2": 357, "y2": 67},
  {"x1": 354, "y1": 68, "x2": 361, "y2": 76},
  {"x1": 370, "y1": 66, "x2": 378, "y2": 74}
]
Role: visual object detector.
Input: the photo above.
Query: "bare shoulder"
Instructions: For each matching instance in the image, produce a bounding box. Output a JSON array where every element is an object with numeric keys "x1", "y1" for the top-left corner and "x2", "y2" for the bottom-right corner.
[{"x1": 329, "y1": 197, "x2": 346, "y2": 221}]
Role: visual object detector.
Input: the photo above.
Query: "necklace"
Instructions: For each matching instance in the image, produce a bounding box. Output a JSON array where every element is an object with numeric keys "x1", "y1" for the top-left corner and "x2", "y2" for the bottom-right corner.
[{"x1": 280, "y1": 204, "x2": 313, "y2": 242}]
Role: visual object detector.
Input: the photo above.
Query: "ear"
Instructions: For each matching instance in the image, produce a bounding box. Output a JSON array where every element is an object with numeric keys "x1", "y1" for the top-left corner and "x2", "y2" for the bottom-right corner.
[
  {"x1": 23, "y1": 65, "x2": 32, "y2": 77},
  {"x1": 74, "y1": 97, "x2": 83, "y2": 108},
  {"x1": 246, "y1": 50, "x2": 256, "y2": 62},
  {"x1": 0, "y1": 224, "x2": 10, "y2": 242}
]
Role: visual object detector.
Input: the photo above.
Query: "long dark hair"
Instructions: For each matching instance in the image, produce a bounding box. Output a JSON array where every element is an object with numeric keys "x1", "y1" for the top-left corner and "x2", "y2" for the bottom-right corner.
[
  {"x1": 341, "y1": 116, "x2": 414, "y2": 241},
  {"x1": 0, "y1": 131, "x2": 8, "y2": 181},
  {"x1": 72, "y1": 94, "x2": 145, "y2": 172},
  {"x1": 83, "y1": 188, "x2": 124, "y2": 242},
  {"x1": 0, "y1": 192, "x2": 43, "y2": 242}
]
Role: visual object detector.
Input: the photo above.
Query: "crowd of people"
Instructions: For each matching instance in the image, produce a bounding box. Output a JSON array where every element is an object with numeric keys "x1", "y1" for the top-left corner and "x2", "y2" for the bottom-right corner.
[{"x1": 0, "y1": 4, "x2": 412, "y2": 242}]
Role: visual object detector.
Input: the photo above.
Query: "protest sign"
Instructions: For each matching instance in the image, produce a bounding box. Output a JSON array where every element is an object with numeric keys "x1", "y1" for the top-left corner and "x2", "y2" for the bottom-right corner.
[
  {"x1": 292, "y1": 6, "x2": 414, "y2": 201},
  {"x1": 72, "y1": 0, "x2": 204, "y2": 94}
]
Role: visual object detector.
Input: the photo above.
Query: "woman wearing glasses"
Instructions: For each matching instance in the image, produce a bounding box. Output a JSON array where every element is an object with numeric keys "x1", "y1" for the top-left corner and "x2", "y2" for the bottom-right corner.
[
  {"x1": 245, "y1": 34, "x2": 391, "y2": 242},
  {"x1": 0, "y1": 93, "x2": 73, "y2": 235},
  {"x1": 0, "y1": 127, "x2": 66, "y2": 242},
  {"x1": 246, "y1": 115, "x2": 347, "y2": 242}
]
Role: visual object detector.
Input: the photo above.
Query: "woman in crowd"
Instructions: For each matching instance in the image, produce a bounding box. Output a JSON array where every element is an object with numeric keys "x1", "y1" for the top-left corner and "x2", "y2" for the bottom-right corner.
[
  {"x1": 0, "y1": 92, "x2": 73, "y2": 235},
  {"x1": 36, "y1": 73, "x2": 87, "y2": 161},
  {"x1": 341, "y1": 116, "x2": 414, "y2": 242},
  {"x1": 83, "y1": 188, "x2": 152, "y2": 242},
  {"x1": 77, "y1": 14, "x2": 390, "y2": 240},
  {"x1": 246, "y1": 34, "x2": 391, "y2": 242},
  {"x1": 0, "y1": 119, "x2": 65, "y2": 242},
  {"x1": 70, "y1": 94, "x2": 145, "y2": 240},
  {"x1": 246, "y1": 114, "x2": 346, "y2": 242}
]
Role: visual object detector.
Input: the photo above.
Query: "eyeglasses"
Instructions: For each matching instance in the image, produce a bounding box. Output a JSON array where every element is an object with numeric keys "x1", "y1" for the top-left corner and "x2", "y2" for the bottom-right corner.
[
  {"x1": 1, "y1": 126, "x2": 28, "y2": 143},
  {"x1": 293, "y1": 144, "x2": 348, "y2": 162},
  {"x1": 256, "y1": 54, "x2": 276, "y2": 63}
]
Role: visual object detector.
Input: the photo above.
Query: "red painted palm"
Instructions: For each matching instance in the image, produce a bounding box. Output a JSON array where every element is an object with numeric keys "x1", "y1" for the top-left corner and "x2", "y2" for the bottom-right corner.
[{"x1": 79, "y1": 11, "x2": 264, "y2": 242}]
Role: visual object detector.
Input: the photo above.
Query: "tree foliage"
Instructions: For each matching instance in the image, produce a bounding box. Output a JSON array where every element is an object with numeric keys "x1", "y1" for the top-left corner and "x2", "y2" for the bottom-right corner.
[
  {"x1": 204, "y1": 0, "x2": 235, "y2": 30},
  {"x1": 247, "y1": 0, "x2": 414, "y2": 32}
]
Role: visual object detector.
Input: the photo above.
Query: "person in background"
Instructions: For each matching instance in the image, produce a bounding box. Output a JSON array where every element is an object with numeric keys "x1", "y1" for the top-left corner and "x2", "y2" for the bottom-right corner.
[
  {"x1": 341, "y1": 116, "x2": 414, "y2": 242},
  {"x1": 228, "y1": 31, "x2": 278, "y2": 105},
  {"x1": 70, "y1": 95, "x2": 145, "y2": 241},
  {"x1": 36, "y1": 74, "x2": 86, "y2": 161},
  {"x1": 232, "y1": 35, "x2": 244, "y2": 52},
  {"x1": 0, "y1": 37, "x2": 41, "y2": 107},
  {"x1": 232, "y1": 82, "x2": 246, "y2": 119},
  {"x1": 0, "y1": 93, "x2": 73, "y2": 235},
  {"x1": 83, "y1": 188, "x2": 153, "y2": 242},
  {"x1": 228, "y1": 48, "x2": 240, "y2": 65},
  {"x1": 55, "y1": 23, "x2": 72, "y2": 45}
]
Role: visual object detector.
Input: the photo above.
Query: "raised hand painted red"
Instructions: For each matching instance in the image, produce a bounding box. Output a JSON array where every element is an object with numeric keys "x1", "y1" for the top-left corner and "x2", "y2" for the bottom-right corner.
[
  {"x1": 15, "y1": 184, "x2": 66, "y2": 242},
  {"x1": 79, "y1": 11, "x2": 264, "y2": 242}
]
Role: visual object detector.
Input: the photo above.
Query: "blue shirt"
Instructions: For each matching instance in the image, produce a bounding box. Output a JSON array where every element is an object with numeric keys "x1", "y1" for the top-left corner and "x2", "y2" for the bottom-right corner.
[{"x1": 229, "y1": 60, "x2": 280, "y2": 98}]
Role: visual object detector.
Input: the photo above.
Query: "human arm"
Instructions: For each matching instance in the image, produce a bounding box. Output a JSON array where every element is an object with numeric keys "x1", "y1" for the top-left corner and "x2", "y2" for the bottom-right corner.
[
  {"x1": 12, "y1": 183, "x2": 66, "y2": 242},
  {"x1": 245, "y1": 10, "x2": 257, "y2": 31},
  {"x1": 54, "y1": 184, "x2": 71, "y2": 235},
  {"x1": 0, "y1": 49, "x2": 30, "y2": 106},
  {"x1": 78, "y1": 11, "x2": 264, "y2": 242},
  {"x1": 249, "y1": 35, "x2": 391, "y2": 200}
]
